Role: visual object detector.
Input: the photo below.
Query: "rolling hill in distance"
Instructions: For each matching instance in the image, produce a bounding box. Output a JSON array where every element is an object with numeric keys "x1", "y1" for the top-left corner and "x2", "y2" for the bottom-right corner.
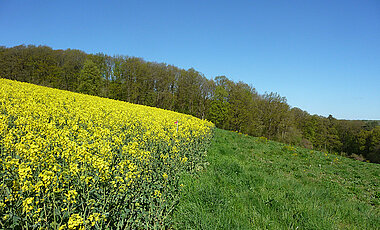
[{"x1": 1, "y1": 45, "x2": 379, "y2": 163}]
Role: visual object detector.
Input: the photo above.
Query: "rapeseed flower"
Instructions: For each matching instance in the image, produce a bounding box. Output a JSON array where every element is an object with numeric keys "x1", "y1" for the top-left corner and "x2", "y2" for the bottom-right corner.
[{"x1": 0, "y1": 78, "x2": 214, "y2": 228}]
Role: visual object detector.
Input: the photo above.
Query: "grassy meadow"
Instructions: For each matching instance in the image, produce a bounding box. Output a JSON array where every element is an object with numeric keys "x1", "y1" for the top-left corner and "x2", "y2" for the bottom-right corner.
[{"x1": 174, "y1": 128, "x2": 380, "y2": 229}]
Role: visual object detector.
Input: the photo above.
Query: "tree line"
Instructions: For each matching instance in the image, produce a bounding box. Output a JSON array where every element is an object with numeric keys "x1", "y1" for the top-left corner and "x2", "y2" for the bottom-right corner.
[{"x1": 1, "y1": 45, "x2": 379, "y2": 163}]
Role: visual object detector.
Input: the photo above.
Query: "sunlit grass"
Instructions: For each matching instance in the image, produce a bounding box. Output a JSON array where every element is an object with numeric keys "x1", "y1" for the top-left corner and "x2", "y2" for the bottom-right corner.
[{"x1": 174, "y1": 128, "x2": 380, "y2": 229}]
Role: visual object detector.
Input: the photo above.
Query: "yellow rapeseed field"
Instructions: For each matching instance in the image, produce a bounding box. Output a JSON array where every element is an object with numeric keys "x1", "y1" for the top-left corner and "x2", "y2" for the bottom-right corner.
[{"x1": 0, "y1": 79, "x2": 214, "y2": 229}]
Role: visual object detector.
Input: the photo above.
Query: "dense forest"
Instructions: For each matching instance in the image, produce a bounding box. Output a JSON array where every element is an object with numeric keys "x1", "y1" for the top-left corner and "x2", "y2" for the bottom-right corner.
[{"x1": 1, "y1": 45, "x2": 379, "y2": 163}]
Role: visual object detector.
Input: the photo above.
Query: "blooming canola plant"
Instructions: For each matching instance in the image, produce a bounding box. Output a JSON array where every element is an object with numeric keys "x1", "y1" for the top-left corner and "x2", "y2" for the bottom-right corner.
[{"x1": 0, "y1": 79, "x2": 214, "y2": 229}]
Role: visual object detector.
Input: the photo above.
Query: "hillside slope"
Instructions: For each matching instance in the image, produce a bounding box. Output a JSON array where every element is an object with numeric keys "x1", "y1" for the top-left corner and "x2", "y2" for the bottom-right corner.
[
  {"x1": 174, "y1": 128, "x2": 380, "y2": 229},
  {"x1": 0, "y1": 79, "x2": 213, "y2": 229}
]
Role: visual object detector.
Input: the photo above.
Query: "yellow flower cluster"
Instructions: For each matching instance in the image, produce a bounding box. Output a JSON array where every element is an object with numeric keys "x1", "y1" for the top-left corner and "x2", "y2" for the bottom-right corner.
[
  {"x1": 0, "y1": 79, "x2": 214, "y2": 229},
  {"x1": 257, "y1": 136, "x2": 268, "y2": 143},
  {"x1": 282, "y1": 145, "x2": 297, "y2": 155}
]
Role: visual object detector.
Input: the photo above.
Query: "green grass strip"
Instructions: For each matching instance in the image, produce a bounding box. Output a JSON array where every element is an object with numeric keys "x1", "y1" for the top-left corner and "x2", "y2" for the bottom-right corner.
[{"x1": 173, "y1": 128, "x2": 380, "y2": 229}]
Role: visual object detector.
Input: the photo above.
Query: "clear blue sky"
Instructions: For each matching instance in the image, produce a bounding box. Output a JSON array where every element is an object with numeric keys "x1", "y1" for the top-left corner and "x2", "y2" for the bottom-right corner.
[{"x1": 1, "y1": 0, "x2": 379, "y2": 120}]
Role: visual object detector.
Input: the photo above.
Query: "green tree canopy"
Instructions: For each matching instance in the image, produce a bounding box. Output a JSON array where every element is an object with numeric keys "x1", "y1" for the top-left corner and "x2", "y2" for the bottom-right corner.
[{"x1": 77, "y1": 59, "x2": 101, "y2": 95}]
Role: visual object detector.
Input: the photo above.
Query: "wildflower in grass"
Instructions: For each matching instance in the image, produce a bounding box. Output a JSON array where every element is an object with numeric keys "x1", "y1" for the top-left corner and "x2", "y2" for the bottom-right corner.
[
  {"x1": 154, "y1": 190, "x2": 162, "y2": 198},
  {"x1": 3, "y1": 215, "x2": 9, "y2": 221},
  {"x1": 181, "y1": 156, "x2": 188, "y2": 163},
  {"x1": 258, "y1": 136, "x2": 268, "y2": 143},
  {"x1": 162, "y1": 172, "x2": 169, "y2": 180}
]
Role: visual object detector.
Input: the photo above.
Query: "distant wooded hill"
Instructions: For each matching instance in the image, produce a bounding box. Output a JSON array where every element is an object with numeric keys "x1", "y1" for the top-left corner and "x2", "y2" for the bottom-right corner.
[{"x1": 1, "y1": 45, "x2": 379, "y2": 162}]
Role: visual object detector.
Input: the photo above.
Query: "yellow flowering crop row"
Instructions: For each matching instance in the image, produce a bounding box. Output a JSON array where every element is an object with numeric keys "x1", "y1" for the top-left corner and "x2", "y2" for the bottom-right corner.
[{"x1": 0, "y1": 78, "x2": 214, "y2": 229}]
